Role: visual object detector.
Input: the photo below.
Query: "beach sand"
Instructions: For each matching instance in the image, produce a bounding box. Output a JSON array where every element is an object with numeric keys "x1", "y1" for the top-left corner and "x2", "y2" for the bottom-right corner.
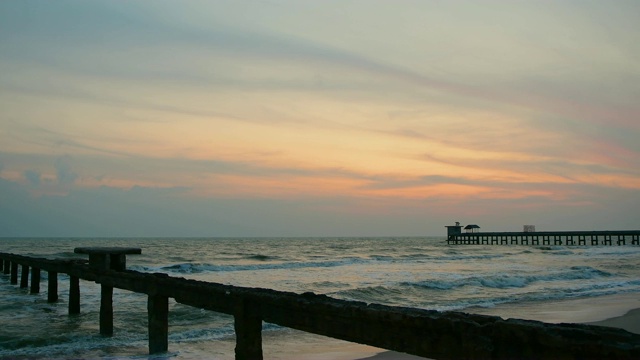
[{"x1": 589, "y1": 307, "x2": 640, "y2": 334}]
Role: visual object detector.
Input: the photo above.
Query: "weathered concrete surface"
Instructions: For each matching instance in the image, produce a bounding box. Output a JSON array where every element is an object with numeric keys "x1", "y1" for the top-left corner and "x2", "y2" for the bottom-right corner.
[
  {"x1": 148, "y1": 294, "x2": 169, "y2": 354},
  {"x1": 2, "y1": 251, "x2": 640, "y2": 359},
  {"x1": 74, "y1": 247, "x2": 141, "y2": 271}
]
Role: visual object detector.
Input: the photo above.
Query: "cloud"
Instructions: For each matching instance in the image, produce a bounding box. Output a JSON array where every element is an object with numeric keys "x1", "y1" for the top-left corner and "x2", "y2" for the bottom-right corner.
[
  {"x1": 1, "y1": 1, "x2": 639, "y2": 237},
  {"x1": 23, "y1": 169, "x2": 41, "y2": 186},
  {"x1": 54, "y1": 156, "x2": 77, "y2": 185}
]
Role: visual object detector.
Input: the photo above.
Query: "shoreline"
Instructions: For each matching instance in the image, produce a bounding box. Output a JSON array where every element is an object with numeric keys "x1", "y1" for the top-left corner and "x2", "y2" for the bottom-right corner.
[{"x1": 463, "y1": 292, "x2": 640, "y2": 325}]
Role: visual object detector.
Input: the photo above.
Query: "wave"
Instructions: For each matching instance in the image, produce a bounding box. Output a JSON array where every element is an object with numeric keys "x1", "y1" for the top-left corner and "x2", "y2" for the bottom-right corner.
[
  {"x1": 133, "y1": 251, "x2": 515, "y2": 275},
  {"x1": 152, "y1": 257, "x2": 370, "y2": 274},
  {"x1": 334, "y1": 280, "x2": 640, "y2": 312},
  {"x1": 245, "y1": 254, "x2": 277, "y2": 261},
  {"x1": 149, "y1": 252, "x2": 508, "y2": 274},
  {"x1": 404, "y1": 266, "x2": 613, "y2": 291}
]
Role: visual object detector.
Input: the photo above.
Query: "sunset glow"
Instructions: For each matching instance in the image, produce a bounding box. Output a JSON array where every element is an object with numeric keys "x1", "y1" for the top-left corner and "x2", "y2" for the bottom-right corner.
[{"x1": 1, "y1": 1, "x2": 639, "y2": 236}]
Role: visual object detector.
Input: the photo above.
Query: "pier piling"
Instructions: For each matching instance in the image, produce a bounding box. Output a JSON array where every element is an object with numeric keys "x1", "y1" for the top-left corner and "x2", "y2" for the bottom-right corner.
[
  {"x1": 69, "y1": 276, "x2": 80, "y2": 314},
  {"x1": 30, "y1": 267, "x2": 40, "y2": 294},
  {"x1": 447, "y1": 230, "x2": 640, "y2": 246},
  {"x1": 2, "y1": 259, "x2": 9, "y2": 274},
  {"x1": 578, "y1": 235, "x2": 586, "y2": 245},
  {"x1": 20, "y1": 264, "x2": 29, "y2": 288},
  {"x1": 234, "y1": 299, "x2": 263, "y2": 360},
  {"x1": 100, "y1": 284, "x2": 114, "y2": 336},
  {"x1": 48, "y1": 271, "x2": 58, "y2": 302},
  {"x1": 148, "y1": 294, "x2": 169, "y2": 354},
  {"x1": 10, "y1": 262, "x2": 18, "y2": 284},
  {"x1": 73, "y1": 247, "x2": 142, "y2": 336}
]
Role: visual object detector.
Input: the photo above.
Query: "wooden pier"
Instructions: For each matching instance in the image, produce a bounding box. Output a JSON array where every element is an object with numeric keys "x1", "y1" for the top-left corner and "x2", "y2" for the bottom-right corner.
[
  {"x1": 447, "y1": 230, "x2": 640, "y2": 246},
  {"x1": 1, "y1": 247, "x2": 640, "y2": 359}
]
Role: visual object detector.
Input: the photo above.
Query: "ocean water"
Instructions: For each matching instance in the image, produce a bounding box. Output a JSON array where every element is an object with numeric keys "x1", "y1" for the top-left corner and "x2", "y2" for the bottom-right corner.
[{"x1": 1, "y1": 237, "x2": 639, "y2": 358}]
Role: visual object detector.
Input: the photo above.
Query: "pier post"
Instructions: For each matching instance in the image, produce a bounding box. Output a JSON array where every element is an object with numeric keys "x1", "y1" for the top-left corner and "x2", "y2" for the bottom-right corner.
[
  {"x1": 521, "y1": 236, "x2": 529, "y2": 245},
  {"x1": 543, "y1": 236, "x2": 550, "y2": 245},
  {"x1": 2, "y1": 259, "x2": 9, "y2": 274},
  {"x1": 554, "y1": 236, "x2": 562, "y2": 245},
  {"x1": 633, "y1": 235, "x2": 639, "y2": 245},
  {"x1": 100, "y1": 284, "x2": 114, "y2": 336},
  {"x1": 617, "y1": 235, "x2": 626, "y2": 245},
  {"x1": 48, "y1": 271, "x2": 58, "y2": 302},
  {"x1": 72, "y1": 247, "x2": 141, "y2": 337},
  {"x1": 69, "y1": 276, "x2": 80, "y2": 314},
  {"x1": 510, "y1": 236, "x2": 518, "y2": 245},
  {"x1": 500, "y1": 236, "x2": 508, "y2": 245},
  {"x1": 531, "y1": 235, "x2": 539, "y2": 245},
  {"x1": 148, "y1": 294, "x2": 169, "y2": 354},
  {"x1": 234, "y1": 299, "x2": 263, "y2": 360},
  {"x1": 30, "y1": 267, "x2": 41, "y2": 294},
  {"x1": 566, "y1": 236, "x2": 574, "y2": 246},
  {"x1": 604, "y1": 235, "x2": 612, "y2": 245},
  {"x1": 591, "y1": 235, "x2": 599, "y2": 245},
  {"x1": 20, "y1": 264, "x2": 29, "y2": 288},
  {"x1": 10, "y1": 262, "x2": 18, "y2": 284},
  {"x1": 578, "y1": 235, "x2": 586, "y2": 246}
]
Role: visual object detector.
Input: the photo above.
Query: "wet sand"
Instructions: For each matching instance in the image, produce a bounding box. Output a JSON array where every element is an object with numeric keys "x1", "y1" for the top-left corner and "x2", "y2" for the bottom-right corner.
[{"x1": 589, "y1": 307, "x2": 640, "y2": 334}]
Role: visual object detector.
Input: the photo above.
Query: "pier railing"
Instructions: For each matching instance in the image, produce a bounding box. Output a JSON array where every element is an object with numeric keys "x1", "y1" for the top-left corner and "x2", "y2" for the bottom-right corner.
[
  {"x1": 2, "y1": 248, "x2": 640, "y2": 359},
  {"x1": 447, "y1": 230, "x2": 640, "y2": 246}
]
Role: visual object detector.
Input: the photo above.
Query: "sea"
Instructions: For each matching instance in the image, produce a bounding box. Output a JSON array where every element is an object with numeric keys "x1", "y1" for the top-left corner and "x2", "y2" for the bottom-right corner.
[{"x1": 1, "y1": 237, "x2": 639, "y2": 359}]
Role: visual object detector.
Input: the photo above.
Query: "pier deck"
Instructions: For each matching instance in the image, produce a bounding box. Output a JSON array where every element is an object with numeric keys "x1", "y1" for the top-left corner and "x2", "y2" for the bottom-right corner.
[{"x1": 447, "y1": 230, "x2": 640, "y2": 246}]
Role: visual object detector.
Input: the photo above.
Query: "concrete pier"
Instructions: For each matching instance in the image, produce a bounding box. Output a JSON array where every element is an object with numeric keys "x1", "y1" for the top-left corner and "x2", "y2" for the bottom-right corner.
[
  {"x1": 74, "y1": 247, "x2": 142, "y2": 336},
  {"x1": 69, "y1": 275, "x2": 80, "y2": 315},
  {"x1": 20, "y1": 264, "x2": 28, "y2": 288},
  {"x1": 447, "y1": 230, "x2": 640, "y2": 246},
  {"x1": 48, "y1": 271, "x2": 58, "y2": 302},
  {"x1": 1, "y1": 249, "x2": 640, "y2": 359},
  {"x1": 10, "y1": 262, "x2": 17, "y2": 285},
  {"x1": 148, "y1": 294, "x2": 169, "y2": 354},
  {"x1": 234, "y1": 298, "x2": 263, "y2": 360},
  {"x1": 30, "y1": 267, "x2": 40, "y2": 294}
]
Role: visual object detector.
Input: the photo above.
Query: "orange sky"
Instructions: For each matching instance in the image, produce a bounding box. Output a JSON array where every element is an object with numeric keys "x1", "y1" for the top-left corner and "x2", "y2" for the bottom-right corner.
[{"x1": 1, "y1": 1, "x2": 639, "y2": 236}]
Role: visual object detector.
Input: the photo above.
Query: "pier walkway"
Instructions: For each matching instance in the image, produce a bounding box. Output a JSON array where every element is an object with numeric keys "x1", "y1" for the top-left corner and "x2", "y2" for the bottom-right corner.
[
  {"x1": 2, "y1": 247, "x2": 640, "y2": 359},
  {"x1": 447, "y1": 230, "x2": 640, "y2": 246}
]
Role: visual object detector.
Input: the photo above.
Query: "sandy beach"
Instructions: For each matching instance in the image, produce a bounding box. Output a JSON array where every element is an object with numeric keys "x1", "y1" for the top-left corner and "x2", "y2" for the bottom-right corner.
[{"x1": 589, "y1": 307, "x2": 640, "y2": 334}]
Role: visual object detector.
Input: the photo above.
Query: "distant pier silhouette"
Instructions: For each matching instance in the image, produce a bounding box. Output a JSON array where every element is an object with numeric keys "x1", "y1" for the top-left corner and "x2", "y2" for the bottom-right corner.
[{"x1": 446, "y1": 223, "x2": 640, "y2": 246}]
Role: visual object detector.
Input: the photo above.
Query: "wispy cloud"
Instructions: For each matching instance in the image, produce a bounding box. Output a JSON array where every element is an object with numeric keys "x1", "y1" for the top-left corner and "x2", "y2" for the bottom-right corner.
[{"x1": 1, "y1": 0, "x2": 639, "y2": 235}]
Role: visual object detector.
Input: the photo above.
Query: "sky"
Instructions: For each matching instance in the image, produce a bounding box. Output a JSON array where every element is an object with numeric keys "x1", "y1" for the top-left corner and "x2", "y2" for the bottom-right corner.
[{"x1": 1, "y1": 1, "x2": 639, "y2": 237}]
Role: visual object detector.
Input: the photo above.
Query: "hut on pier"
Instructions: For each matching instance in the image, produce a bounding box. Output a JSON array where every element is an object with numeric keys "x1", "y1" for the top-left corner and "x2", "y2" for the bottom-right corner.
[
  {"x1": 445, "y1": 222, "x2": 463, "y2": 237},
  {"x1": 464, "y1": 224, "x2": 480, "y2": 233}
]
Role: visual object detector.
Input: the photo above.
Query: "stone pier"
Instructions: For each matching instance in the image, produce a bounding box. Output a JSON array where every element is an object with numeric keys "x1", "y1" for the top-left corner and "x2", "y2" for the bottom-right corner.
[{"x1": 1, "y1": 249, "x2": 640, "y2": 359}]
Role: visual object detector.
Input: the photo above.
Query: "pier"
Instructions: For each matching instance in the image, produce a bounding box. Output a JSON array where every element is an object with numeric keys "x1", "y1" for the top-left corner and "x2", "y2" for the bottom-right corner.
[
  {"x1": 1, "y1": 247, "x2": 640, "y2": 359},
  {"x1": 447, "y1": 230, "x2": 640, "y2": 246},
  {"x1": 445, "y1": 223, "x2": 640, "y2": 246}
]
